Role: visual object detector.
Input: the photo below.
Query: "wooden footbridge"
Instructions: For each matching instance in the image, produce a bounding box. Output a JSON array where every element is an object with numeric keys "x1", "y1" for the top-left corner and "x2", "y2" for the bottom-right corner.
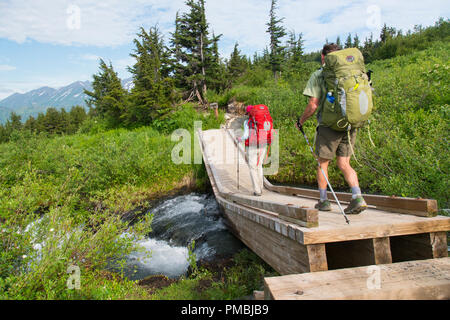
[{"x1": 197, "y1": 124, "x2": 450, "y2": 300}]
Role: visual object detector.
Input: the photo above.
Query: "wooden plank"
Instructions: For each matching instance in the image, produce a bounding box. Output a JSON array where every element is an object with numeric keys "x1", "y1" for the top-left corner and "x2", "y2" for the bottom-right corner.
[
  {"x1": 306, "y1": 244, "x2": 328, "y2": 272},
  {"x1": 264, "y1": 179, "x2": 438, "y2": 217},
  {"x1": 264, "y1": 258, "x2": 450, "y2": 300},
  {"x1": 301, "y1": 216, "x2": 450, "y2": 245},
  {"x1": 373, "y1": 237, "x2": 392, "y2": 265},
  {"x1": 223, "y1": 192, "x2": 319, "y2": 228}
]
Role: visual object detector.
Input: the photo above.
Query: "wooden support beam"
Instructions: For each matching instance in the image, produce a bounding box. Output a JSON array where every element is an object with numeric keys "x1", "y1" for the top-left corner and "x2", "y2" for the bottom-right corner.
[
  {"x1": 307, "y1": 244, "x2": 328, "y2": 272},
  {"x1": 264, "y1": 179, "x2": 438, "y2": 217},
  {"x1": 264, "y1": 258, "x2": 450, "y2": 300},
  {"x1": 222, "y1": 205, "x2": 311, "y2": 275},
  {"x1": 223, "y1": 192, "x2": 319, "y2": 228},
  {"x1": 253, "y1": 290, "x2": 264, "y2": 300},
  {"x1": 373, "y1": 237, "x2": 392, "y2": 265},
  {"x1": 430, "y1": 232, "x2": 448, "y2": 258}
]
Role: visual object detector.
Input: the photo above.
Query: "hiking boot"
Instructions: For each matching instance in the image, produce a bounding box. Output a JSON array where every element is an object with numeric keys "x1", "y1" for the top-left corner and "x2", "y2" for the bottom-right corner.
[
  {"x1": 315, "y1": 200, "x2": 331, "y2": 211},
  {"x1": 344, "y1": 196, "x2": 368, "y2": 215},
  {"x1": 253, "y1": 192, "x2": 262, "y2": 197}
]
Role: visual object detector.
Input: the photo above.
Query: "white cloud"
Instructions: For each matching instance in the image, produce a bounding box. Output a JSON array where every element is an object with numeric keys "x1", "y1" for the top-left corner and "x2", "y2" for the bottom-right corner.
[
  {"x1": 0, "y1": 64, "x2": 16, "y2": 71},
  {"x1": 0, "y1": 0, "x2": 185, "y2": 47},
  {"x1": 277, "y1": 0, "x2": 449, "y2": 52},
  {"x1": 81, "y1": 54, "x2": 103, "y2": 61},
  {"x1": 0, "y1": 0, "x2": 448, "y2": 56}
]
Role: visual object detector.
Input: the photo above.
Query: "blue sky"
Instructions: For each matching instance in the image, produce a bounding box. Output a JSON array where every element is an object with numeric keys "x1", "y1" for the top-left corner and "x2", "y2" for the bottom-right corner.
[{"x1": 0, "y1": 0, "x2": 449, "y2": 100}]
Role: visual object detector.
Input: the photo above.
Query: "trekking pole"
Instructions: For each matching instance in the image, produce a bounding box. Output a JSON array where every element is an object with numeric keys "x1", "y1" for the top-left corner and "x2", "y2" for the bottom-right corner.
[
  {"x1": 237, "y1": 138, "x2": 240, "y2": 190},
  {"x1": 296, "y1": 122, "x2": 350, "y2": 225}
]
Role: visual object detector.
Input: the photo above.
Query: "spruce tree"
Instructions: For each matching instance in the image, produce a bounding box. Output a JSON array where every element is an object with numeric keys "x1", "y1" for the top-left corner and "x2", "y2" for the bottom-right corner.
[
  {"x1": 266, "y1": 0, "x2": 286, "y2": 80},
  {"x1": 5, "y1": 112, "x2": 22, "y2": 132},
  {"x1": 2, "y1": 112, "x2": 22, "y2": 142},
  {"x1": 35, "y1": 112, "x2": 46, "y2": 133},
  {"x1": 287, "y1": 31, "x2": 304, "y2": 68},
  {"x1": 43, "y1": 108, "x2": 62, "y2": 134},
  {"x1": 171, "y1": 0, "x2": 215, "y2": 104},
  {"x1": 24, "y1": 116, "x2": 37, "y2": 133},
  {"x1": 60, "y1": 108, "x2": 70, "y2": 134},
  {"x1": 170, "y1": 12, "x2": 187, "y2": 89},
  {"x1": 69, "y1": 106, "x2": 87, "y2": 133},
  {"x1": 206, "y1": 32, "x2": 227, "y2": 92},
  {"x1": 128, "y1": 26, "x2": 174, "y2": 126},
  {"x1": 227, "y1": 43, "x2": 248, "y2": 83},
  {"x1": 84, "y1": 59, "x2": 127, "y2": 126},
  {"x1": 336, "y1": 36, "x2": 342, "y2": 48},
  {"x1": 0, "y1": 124, "x2": 8, "y2": 143},
  {"x1": 345, "y1": 33, "x2": 353, "y2": 48},
  {"x1": 380, "y1": 24, "x2": 396, "y2": 43},
  {"x1": 353, "y1": 33, "x2": 360, "y2": 49},
  {"x1": 362, "y1": 33, "x2": 375, "y2": 62}
]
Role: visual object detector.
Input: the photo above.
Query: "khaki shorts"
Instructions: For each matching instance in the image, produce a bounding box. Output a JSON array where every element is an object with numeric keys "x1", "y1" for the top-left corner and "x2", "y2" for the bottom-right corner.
[{"x1": 314, "y1": 126, "x2": 357, "y2": 160}]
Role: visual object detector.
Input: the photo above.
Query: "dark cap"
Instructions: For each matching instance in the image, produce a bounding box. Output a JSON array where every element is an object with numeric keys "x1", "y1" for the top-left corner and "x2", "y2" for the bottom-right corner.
[{"x1": 322, "y1": 43, "x2": 342, "y2": 56}]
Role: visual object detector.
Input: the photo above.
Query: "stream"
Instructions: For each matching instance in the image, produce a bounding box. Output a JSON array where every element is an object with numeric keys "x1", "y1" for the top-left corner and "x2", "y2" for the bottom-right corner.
[{"x1": 124, "y1": 193, "x2": 246, "y2": 280}]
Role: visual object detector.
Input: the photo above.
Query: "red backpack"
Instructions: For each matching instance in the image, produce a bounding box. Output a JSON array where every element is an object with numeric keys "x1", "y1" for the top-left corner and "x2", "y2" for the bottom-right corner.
[{"x1": 246, "y1": 104, "x2": 273, "y2": 147}]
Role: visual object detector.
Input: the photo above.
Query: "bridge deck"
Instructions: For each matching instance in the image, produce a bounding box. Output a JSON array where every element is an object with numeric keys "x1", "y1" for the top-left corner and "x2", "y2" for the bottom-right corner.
[
  {"x1": 198, "y1": 128, "x2": 449, "y2": 275},
  {"x1": 264, "y1": 257, "x2": 450, "y2": 300}
]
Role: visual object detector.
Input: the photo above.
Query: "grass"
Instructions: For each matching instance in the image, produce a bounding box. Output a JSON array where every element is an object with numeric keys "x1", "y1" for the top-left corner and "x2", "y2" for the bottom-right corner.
[{"x1": 0, "y1": 105, "x2": 225, "y2": 300}]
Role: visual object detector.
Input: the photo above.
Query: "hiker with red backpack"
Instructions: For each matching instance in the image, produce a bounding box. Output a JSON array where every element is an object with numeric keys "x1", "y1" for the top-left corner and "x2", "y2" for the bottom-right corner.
[
  {"x1": 237, "y1": 105, "x2": 274, "y2": 196},
  {"x1": 296, "y1": 43, "x2": 374, "y2": 215}
]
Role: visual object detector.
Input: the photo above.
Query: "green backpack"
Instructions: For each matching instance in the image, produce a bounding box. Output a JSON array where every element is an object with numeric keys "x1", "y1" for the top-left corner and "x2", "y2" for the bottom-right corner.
[{"x1": 321, "y1": 48, "x2": 373, "y2": 131}]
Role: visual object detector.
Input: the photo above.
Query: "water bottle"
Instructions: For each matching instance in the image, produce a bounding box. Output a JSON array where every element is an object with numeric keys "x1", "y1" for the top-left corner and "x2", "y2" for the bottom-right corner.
[{"x1": 326, "y1": 92, "x2": 335, "y2": 103}]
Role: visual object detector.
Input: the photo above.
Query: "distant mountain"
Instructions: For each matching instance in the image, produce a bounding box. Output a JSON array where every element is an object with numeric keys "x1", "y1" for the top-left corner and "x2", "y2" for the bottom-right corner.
[
  {"x1": 0, "y1": 78, "x2": 133, "y2": 124},
  {"x1": 0, "y1": 81, "x2": 92, "y2": 112}
]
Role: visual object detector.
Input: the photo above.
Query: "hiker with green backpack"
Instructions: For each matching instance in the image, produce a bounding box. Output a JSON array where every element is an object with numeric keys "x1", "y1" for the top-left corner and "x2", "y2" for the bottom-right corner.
[{"x1": 296, "y1": 43, "x2": 373, "y2": 215}]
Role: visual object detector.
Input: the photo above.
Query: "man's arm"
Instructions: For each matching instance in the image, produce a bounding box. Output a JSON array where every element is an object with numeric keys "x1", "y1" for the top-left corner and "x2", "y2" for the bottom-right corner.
[{"x1": 297, "y1": 97, "x2": 319, "y2": 127}]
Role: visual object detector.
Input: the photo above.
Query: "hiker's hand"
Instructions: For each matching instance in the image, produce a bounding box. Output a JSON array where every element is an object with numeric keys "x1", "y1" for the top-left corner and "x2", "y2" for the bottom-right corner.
[{"x1": 295, "y1": 118, "x2": 303, "y2": 132}]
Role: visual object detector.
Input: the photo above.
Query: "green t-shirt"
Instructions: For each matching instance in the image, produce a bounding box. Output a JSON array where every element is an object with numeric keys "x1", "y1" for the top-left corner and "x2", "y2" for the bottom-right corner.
[{"x1": 303, "y1": 68, "x2": 326, "y2": 124}]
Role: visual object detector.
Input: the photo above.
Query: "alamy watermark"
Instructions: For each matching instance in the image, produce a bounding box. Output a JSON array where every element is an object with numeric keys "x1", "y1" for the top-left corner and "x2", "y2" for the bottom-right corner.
[
  {"x1": 67, "y1": 265, "x2": 81, "y2": 290},
  {"x1": 66, "y1": 4, "x2": 81, "y2": 30},
  {"x1": 366, "y1": 5, "x2": 382, "y2": 31},
  {"x1": 366, "y1": 265, "x2": 381, "y2": 290}
]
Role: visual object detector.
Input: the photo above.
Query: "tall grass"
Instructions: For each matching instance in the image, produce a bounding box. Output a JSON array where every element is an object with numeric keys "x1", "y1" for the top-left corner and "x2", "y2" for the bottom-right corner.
[
  {"x1": 0, "y1": 105, "x2": 222, "y2": 299},
  {"x1": 219, "y1": 42, "x2": 449, "y2": 208}
]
